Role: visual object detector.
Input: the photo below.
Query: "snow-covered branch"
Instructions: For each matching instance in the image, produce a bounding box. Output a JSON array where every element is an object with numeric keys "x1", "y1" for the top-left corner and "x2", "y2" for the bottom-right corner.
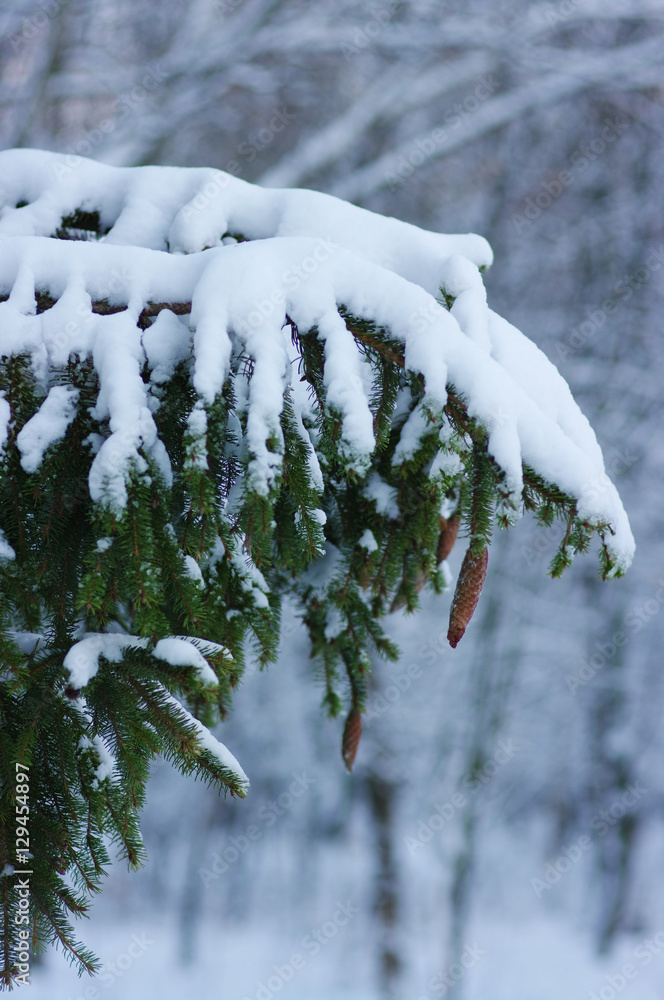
[{"x1": 0, "y1": 149, "x2": 634, "y2": 572}]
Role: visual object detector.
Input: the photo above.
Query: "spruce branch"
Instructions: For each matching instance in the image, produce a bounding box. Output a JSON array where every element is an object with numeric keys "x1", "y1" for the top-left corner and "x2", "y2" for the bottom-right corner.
[{"x1": 0, "y1": 150, "x2": 633, "y2": 983}]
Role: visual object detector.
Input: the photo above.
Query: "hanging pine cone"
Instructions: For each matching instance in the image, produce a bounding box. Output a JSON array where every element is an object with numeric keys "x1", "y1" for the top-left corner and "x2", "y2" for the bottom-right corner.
[
  {"x1": 437, "y1": 513, "x2": 460, "y2": 564},
  {"x1": 342, "y1": 708, "x2": 362, "y2": 771},
  {"x1": 447, "y1": 544, "x2": 488, "y2": 648}
]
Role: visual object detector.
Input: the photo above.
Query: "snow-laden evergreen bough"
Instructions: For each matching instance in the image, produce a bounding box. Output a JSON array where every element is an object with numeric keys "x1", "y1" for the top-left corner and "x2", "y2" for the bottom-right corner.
[{"x1": 0, "y1": 149, "x2": 633, "y2": 985}]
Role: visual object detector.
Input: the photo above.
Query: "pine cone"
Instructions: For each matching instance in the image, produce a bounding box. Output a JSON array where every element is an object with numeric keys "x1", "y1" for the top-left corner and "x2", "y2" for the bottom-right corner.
[
  {"x1": 447, "y1": 545, "x2": 488, "y2": 648},
  {"x1": 342, "y1": 708, "x2": 362, "y2": 771},
  {"x1": 437, "y1": 513, "x2": 460, "y2": 564}
]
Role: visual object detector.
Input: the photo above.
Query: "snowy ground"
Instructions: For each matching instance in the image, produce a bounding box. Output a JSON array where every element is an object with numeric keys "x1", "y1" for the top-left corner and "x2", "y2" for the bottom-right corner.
[{"x1": 25, "y1": 908, "x2": 664, "y2": 999}]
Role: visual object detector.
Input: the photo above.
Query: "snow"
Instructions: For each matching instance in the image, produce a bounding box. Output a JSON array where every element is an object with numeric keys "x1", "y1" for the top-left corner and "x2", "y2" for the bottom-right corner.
[
  {"x1": 392, "y1": 403, "x2": 432, "y2": 465},
  {"x1": 358, "y1": 529, "x2": 378, "y2": 552},
  {"x1": 65, "y1": 632, "x2": 230, "y2": 691},
  {"x1": 186, "y1": 403, "x2": 208, "y2": 438},
  {"x1": 316, "y1": 307, "x2": 375, "y2": 470},
  {"x1": 183, "y1": 554, "x2": 205, "y2": 587},
  {"x1": 430, "y1": 449, "x2": 463, "y2": 479},
  {"x1": 0, "y1": 150, "x2": 491, "y2": 292},
  {"x1": 88, "y1": 309, "x2": 161, "y2": 511},
  {"x1": 21, "y1": 886, "x2": 664, "y2": 1000},
  {"x1": 15, "y1": 384, "x2": 79, "y2": 473},
  {"x1": 160, "y1": 688, "x2": 249, "y2": 792},
  {"x1": 143, "y1": 308, "x2": 193, "y2": 385},
  {"x1": 91, "y1": 735, "x2": 116, "y2": 784},
  {"x1": 0, "y1": 393, "x2": 10, "y2": 453},
  {"x1": 443, "y1": 253, "x2": 490, "y2": 352},
  {"x1": 300, "y1": 542, "x2": 343, "y2": 597},
  {"x1": 7, "y1": 630, "x2": 43, "y2": 654},
  {"x1": 152, "y1": 637, "x2": 218, "y2": 687},
  {"x1": 63, "y1": 633, "x2": 150, "y2": 689},
  {"x1": 324, "y1": 607, "x2": 345, "y2": 640},
  {"x1": 74, "y1": 695, "x2": 119, "y2": 785},
  {"x1": 218, "y1": 533, "x2": 271, "y2": 609},
  {"x1": 0, "y1": 530, "x2": 15, "y2": 561},
  {"x1": 363, "y1": 473, "x2": 399, "y2": 520},
  {"x1": 0, "y1": 148, "x2": 634, "y2": 570},
  {"x1": 79, "y1": 732, "x2": 117, "y2": 786}
]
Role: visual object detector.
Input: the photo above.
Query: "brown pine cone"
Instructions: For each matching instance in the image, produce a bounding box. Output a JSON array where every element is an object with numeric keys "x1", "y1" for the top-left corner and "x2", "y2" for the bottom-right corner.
[
  {"x1": 447, "y1": 545, "x2": 488, "y2": 648},
  {"x1": 342, "y1": 708, "x2": 362, "y2": 771},
  {"x1": 437, "y1": 513, "x2": 460, "y2": 564}
]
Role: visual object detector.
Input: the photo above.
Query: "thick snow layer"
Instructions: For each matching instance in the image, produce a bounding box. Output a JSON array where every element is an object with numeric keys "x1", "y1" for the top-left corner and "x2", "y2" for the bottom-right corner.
[
  {"x1": 152, "y1": 637, "x2": 218, "y2": 687},
  {"x1": 16, "y1": 384, "x2": 79, "y2": 472},
  {"x1": 0, "y1": 148, "x2": 634, "y2": 569},
  {"x1": 65, "y1": 632, "x2": 230, "y2": 691},
  {"x1": 0, "y1": 148, "x2": 492, "y2": 295},
  {"x1": 64, "y1": 633, "x2": 150, "y2": 688}
]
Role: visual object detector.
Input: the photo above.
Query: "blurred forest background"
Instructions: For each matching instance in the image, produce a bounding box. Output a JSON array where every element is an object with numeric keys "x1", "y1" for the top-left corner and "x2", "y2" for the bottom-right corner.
[{"x1": 2, "y1": 1, "x2": 664, "y2": 997}]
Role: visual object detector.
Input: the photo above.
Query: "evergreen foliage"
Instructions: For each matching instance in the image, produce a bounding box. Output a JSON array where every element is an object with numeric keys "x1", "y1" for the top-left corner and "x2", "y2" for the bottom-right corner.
[{"x1": 0, "y1": 150, "x2": 631, "y2": 987}]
